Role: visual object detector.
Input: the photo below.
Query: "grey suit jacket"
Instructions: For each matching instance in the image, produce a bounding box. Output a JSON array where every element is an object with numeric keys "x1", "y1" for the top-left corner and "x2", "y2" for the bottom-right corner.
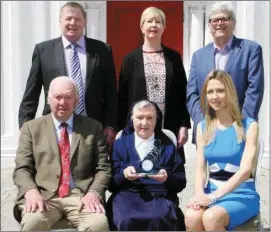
[{"x1": 13, "y1": 114, "x2": 111, "y2": 222}]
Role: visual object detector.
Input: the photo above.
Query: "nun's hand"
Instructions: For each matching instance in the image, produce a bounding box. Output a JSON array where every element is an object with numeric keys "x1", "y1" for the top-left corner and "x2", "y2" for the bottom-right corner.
[
  {"x1": 148, "y1": 169, "x2": 168, "y2": 182},
  {"x1": 123, "y1": 166, "x2": 143, "y2": 181}
]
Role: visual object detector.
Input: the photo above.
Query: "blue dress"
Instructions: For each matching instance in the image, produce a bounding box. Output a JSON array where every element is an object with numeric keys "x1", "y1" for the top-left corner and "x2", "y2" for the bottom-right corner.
[{"x1": 203, "y1": 117, "x2": 260, "y2": 230}]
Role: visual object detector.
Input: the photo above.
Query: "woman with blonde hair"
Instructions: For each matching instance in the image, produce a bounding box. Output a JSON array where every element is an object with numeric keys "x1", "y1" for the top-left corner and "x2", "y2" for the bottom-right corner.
[
  {"x1": 117, "y1": 6, "x2": 191, "y2": 163},
  {"x1": 184, "y1": 70, "x2": 260, "y2": 231}
]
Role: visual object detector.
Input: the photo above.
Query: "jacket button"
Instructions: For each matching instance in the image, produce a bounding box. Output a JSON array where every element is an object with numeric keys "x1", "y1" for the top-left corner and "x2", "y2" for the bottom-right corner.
[
  {"x1": 56, "y1": 173, "x2": 60, "y2": 179},
  {"x1": 52, "y1": 189, "x2": 56, "y2": 192}
]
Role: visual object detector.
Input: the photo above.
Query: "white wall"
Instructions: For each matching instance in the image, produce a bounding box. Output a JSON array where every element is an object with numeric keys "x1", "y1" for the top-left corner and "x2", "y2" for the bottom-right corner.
[
  {"x1": 1, "y1": 1, "x2": 66, "y2": 167},
  {"x1": 1, "y1": 1, "x2": 270, "y2": 168}
]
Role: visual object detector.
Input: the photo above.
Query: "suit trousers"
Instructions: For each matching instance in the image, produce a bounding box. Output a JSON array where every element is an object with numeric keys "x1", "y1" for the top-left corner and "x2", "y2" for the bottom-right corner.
[{"x1": 19, "y1": 188, "x2": 109, "y2": 231}]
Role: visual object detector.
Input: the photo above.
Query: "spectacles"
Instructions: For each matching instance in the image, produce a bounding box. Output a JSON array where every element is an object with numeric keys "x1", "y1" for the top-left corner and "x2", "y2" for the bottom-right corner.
[{"x1": 209, "y1": 17, "x2": 232, "y2": 25}]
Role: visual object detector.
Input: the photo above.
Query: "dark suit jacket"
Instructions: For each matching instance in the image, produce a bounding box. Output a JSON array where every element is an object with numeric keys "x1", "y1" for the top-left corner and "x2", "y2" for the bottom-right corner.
[
  {"x1": 117, "y1": 45, "x2": 191, "y2": 136},
  {"x1": 186, "y1": 36, "x2": 264, "y2": 143},
  {"x1": 18, "y1": 36, "x2": 118, "y2": 129},
  {"x1": 13, "y1": 114, "x2": 111, "y2": 222}
]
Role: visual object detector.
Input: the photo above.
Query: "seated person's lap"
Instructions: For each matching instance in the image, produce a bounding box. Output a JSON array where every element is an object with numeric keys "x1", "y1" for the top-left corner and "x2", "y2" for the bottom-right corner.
[{"x1": 19, "y1": 188, "x2": 109, "y2": 231}]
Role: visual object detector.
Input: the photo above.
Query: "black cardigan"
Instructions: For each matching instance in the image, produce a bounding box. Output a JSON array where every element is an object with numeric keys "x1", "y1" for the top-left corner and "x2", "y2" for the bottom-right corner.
[{"x1": 117, "y1": 45, "x2": 191, "y2": 136}]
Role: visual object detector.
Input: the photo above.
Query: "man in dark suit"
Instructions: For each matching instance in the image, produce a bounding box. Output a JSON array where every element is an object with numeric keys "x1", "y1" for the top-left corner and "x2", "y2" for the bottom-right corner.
[
  {"x1": 186, "y1": 2, "x2": 264, "y2": 144},
  {"x1": 13, "y1": 76, "x2": 111, "y2": 231},
  {"x1": 18, "y1": 2, "x2": 118, "y2": 147}
]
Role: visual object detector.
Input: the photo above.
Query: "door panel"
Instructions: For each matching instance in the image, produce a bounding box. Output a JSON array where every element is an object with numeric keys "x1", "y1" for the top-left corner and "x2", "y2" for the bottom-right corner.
[{"x1": 107, "y1": 1, "x2": 183, "y2": 80}]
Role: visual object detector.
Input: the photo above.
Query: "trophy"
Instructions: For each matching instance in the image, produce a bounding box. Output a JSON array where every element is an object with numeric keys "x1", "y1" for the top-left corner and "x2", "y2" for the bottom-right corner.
[{"x1": 138, "y1": 139, "x2": 162, "y2": 175}]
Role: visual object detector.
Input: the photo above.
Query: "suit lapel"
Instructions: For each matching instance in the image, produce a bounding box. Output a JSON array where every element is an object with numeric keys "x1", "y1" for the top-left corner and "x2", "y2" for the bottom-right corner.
[
  {"x1": 224, "y1": 36, "x2": 242, "y2": 73},
  {"x1": 85, "y1": 37, "x2": 97, "y2": 88},
  {"x1": 70, "y1": 114, "x2": 82, "y2": 161},
  {"x1": 53, "y1": 37, "x2": 67, "y2": 76},
  {"x1": 44, "y1": 115, "x2": 61, "y2": 164},
  {"x1": 206, "y1": 43, "x2": 215, "y2": 71}
]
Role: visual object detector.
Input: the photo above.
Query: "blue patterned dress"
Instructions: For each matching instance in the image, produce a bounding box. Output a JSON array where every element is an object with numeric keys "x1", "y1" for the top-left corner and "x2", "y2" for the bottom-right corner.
[{"x1": 202, "y1": 117, "x2": 260, "y2": 230}]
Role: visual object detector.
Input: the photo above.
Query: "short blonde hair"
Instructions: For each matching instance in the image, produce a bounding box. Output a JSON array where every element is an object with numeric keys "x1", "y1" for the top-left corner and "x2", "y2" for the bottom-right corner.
[
  {"x1": 200, "y1": 70, "x2": 244, "y2": 145},
  {"x1": 140, "y1": 7, "x2": 166, "y2": 28}
]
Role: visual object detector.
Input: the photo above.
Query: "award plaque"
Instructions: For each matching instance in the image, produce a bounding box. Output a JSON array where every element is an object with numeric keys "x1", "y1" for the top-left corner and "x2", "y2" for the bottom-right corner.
[
  {"x1": 141, "y1": 159, "x2": 154, "y2": 172},
  {"x1": 138, "y1": 139, "x2": 161, "y2": 175}
]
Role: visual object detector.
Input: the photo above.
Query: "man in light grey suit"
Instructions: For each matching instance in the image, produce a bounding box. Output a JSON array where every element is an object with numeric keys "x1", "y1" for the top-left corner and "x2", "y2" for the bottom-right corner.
[
  {"x1": 186, "y1": 2, "x2": 264, "y2": 144},
  {"x1": 13, "y1": 76, "x2": 111, "y2": 231}
]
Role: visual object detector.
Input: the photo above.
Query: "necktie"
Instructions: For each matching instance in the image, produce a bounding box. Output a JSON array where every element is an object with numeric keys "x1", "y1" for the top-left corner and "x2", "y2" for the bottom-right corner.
[
  {"x1": 57, "y1": 123, "x2": 70, "y2": 198},
  {"x1": 70, "y1": 43, "x2": 84, "y2": 114}
]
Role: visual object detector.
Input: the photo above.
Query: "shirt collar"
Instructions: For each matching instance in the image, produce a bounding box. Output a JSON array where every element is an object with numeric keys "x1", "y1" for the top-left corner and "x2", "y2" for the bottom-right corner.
[
  {"x1": 214, "y1": 35, "x2": 233, "y2": 52},
  {"x1": 62, "y1": 34, "x2": 85, "y2": 49},
  {"x1": 51, "y1": 113, "x2": 74, "y2": 130},
  {"x1": 134, "y1": 132, "x2": 155, "y2": 148}
]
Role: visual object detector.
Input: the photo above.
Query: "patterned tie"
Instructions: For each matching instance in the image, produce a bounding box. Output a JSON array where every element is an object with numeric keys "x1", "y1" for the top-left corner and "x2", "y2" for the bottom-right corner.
[
  {"x1": 70, "y1": 43, "x2": 84, "y2": 114},
  {"x1": 57, "y1": 123, "x2": 71, "y2": 198}
]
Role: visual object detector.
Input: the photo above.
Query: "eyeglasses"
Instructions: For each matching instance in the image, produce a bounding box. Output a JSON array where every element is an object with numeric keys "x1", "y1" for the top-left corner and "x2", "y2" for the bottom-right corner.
[{"x1": 209, "y1": 17, "x2": 232, "y2": 25}]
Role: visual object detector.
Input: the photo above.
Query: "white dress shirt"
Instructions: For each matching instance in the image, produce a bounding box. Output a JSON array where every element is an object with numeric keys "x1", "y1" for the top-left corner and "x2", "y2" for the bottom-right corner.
[{"x1": 134, "y1": 132, "x2": 155, "y2": 161}]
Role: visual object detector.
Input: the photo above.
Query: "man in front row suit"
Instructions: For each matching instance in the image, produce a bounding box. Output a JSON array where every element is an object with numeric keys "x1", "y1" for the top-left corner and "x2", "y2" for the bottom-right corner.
[
  {"x1": 18, "y1": 2, "x2": 118, "y2": 150},
  {"x1": 186, "y1": 2, "x2": 264, "y2": 144},
  {"x1": 13, "y1": 76, "x2": 111, "y2": 231}
]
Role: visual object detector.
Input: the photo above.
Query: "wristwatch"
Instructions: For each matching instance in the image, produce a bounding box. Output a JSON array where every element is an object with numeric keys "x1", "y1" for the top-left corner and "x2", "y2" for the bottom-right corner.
[{"x1": 208, "y1": 193, "x2": 217, "y2": 205}]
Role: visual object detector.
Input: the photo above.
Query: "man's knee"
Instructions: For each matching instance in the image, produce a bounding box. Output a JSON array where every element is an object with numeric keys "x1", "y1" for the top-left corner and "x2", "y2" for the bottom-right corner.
[
  {"x1": 21, "y1": 212, "x2": 51, "y2": 231},
  {"x1": 78, "y1": 213, "x2": 109, "y2": 231}
]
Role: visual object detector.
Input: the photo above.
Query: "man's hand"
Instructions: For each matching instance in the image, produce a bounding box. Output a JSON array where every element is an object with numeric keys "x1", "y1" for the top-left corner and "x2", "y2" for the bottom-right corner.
[
  {"x1": 123, "y1": 166, "x2": 144, "y2": 181},
  {"x1": 104, "y1": 127, "x2": 116, "y2": 144},
  {"x1": 178, "y1": 127, "x2": 188, "y2": 147},
  {"x1": 148, "y1": 169, "x2": 168, "y2": 182},
  {"x1": 104, "y1": 127, "x2": 116, "y2": 153},
  {"x1": 78, "y1": 192, "x2": 105, "y2": 213},
  {"x1": 24, "y1": 188, "x2": 49, "y2": 213}
]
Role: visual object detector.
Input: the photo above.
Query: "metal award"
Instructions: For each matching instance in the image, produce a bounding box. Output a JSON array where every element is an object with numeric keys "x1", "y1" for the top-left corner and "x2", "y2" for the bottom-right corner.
[{"x1": 139, "y1": 139, "x2": 161, "y2": 174}]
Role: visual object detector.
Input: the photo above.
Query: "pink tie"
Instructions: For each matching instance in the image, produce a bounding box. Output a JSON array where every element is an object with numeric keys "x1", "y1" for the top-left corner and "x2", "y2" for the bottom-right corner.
[{"x1": 57, "y1": 123, "x2": 70, "y2": 198}]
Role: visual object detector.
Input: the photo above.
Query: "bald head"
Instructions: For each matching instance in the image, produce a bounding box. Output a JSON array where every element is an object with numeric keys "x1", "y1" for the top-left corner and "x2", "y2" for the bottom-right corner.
[
  {"x1": 48, "y1": 76, "x2": 79, "y2": 121},
  {"x1": 48, "y1": 76, "x2": 78, "y2": 98}
]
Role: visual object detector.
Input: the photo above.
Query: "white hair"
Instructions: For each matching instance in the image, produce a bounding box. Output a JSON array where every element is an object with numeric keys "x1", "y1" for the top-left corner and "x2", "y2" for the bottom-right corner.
[
  {"x1": 208, "y1": 2, "x2": 236, "y2": 22},
  {"x1": 131, "y1": 100, "x2": 157, "y2": 120},
  {"x1": 48, "y1": 76, "x2": 79, "y2": 99}
]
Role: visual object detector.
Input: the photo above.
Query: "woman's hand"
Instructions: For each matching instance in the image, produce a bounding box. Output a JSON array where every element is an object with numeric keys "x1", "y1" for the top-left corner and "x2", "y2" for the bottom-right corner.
[
  {"x1": 186, "y1": 193, "x2": 211, "y2": 210},
  {"x1": 148, "y1": 169, "x2": 168, "y2": 182},
  {"x1": 123, "y1": 166, "x2": 143, "y2": 181}
]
